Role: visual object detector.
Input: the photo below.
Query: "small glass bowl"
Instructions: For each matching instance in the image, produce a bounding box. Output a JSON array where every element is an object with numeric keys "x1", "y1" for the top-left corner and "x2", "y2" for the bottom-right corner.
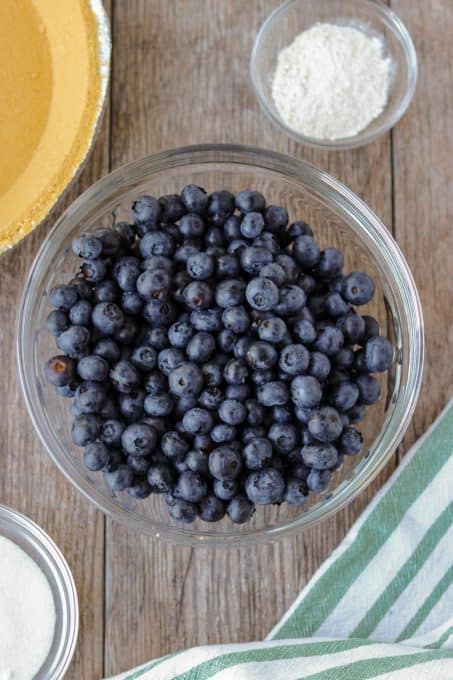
[
  {"x1": 0, "y1": 505, "x2": 78, "y2": 678},
  {"x1": 17, "y1": 144, "x2": 424, "y2": 547},
  {"x1": 251, "y1": 0, "x2": 417, "y2": 150}
]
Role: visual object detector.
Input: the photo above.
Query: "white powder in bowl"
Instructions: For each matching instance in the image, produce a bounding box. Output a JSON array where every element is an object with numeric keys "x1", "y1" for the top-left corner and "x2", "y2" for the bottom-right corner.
[
  {"x1": 271, "y1": 22, "x2": 392, "y2": 140},
  {"x1": 0, "y1": 536, "x2": 56, "y2": 680}
]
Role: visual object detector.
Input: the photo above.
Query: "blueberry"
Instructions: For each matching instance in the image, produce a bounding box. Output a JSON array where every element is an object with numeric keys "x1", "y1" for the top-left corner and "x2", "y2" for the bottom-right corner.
[
  {"x1": 264, "y1": 205, "x2": 288, "y2": 232},
  {"x1": 166, "y1": 321, "x2": 193, "y2": 349},
  {"x1": 69, "y1": 277, "x2": 92, "y2": 301},
  {"x1": 92, "y1": 302, "x2": 124, "y2": 335},
  {"x1": 346, "y1": 403, "x2": 366, "y2": 423},
  {"x1": 314, "y1": 326, "x2": 343, "y2": 356},
  {"x1": 199, "y1": 495, "x2": 226, "y2": 522},
  {"x1": 114, "y1": 315, "x2": 138, "y2": 345},
  {"x1": 293, "y1": 236, "x2": 321, "y2": 268},
  {"x1": 292, "y1": 319, "x2": 316, "y2": 345},
  {"x1": 186, "y1": 331, "x2": 216, "y2": 362},
  {"x1": 307, "y1": 468, "x2": 331, "y2": 493},
  {"x1": 72, "y1": 233, "x2": 103, "y2": 260},
  {"x1": 100, "y1": 419, "x2": 125, "y2": 448},
  {"x1": 274, "y1": 285, "x2": 306, "y2": 316},
  {"x1": 243, "y1": 437, "x2": 273, "y2": 470},
  {"x1": 141, "y1": 255, "x2": 174, "y2": 274},
  {"x1": 110, "y1": 360, "x2": 140, "y2": 393},
  {"x1": 143, "y1": 299, "x2": 176, "y2": 326},
  {"x1": 161, "y1": 431, "x2": 190, "y2": 459},
  {"x1": 67, "y1": 299, "x2": 92, "y2": 327},
  {"x1": 210, "y1": 424, "x2": 236, "y2": 444},
  {"x1": 102, "y1": 449, "x2": 125, "y2": 473},
  {"x1": 214, "y1": 255, "x2": 239, "y2": 281},
  {"x1": 272, "y1": 405, "x2": 293, "y2": 424},
  {"x1": 198, "y1": 387, "x2": 224, "y2": 411},
  {"x1": 77, "y1": 355, "x2": 109, "y2": 382},
  {"x1": 288, "y1": 221, "x2": 313, "y2": 239},
  {"x1": 333, "y1": 347, "x2": 354, "y2": 369},
  {"x1": 157, "y1": 348, "x2": 185, "y2": 376},
  {"x1": 245, "y1": 468, "x2": 285, "y2": 504},
  {"x1": 324, "y1": 292, "x2": 350, "y2": 317},
  {"x1": 93, "y1": 338, "x2": 121, "y2": 363},
  {"x1": 361, "y1": 315, "x2": 380, "y2": 341},
  {"x1": 188, "y1": 309, "x2": 221, "y2": 334},
  {"x1": 182, "y1": 408, "x2": 213, "y2": 435},
  {"x1": 256, "y1": 317, "x2": 286, "y2": 344},
  {"x1": 71, "y1": 414, "x2": 102, "y2": 446},
  {"x1": 45, "y1": 309, "x2": 69, "y2": 337},
  {"x1": 174, "y1": 471, "x2": 206, "y2": 503},
  {"x1": 56, "y1": 378, "x2": 81, "y2": 398},
  {"x1": 44, "y1": 355, "x2": 76, "y2": 387},
  {"x1": 121, "y1": 422, "x2": 157, "y2": 457},
  {"x1": 143, "y1": 393, "x2": 173, "y2": 417},
  {"x1": 142, "y1": 372, "x2": 167, "y2": 397},
  {"x1": 285, "y1": 478, "x2": 308, "y2": 506},
  {"x1": 238, "y1": 211, "x2": 264, "y2": 239},
  {"x1": 302, "y1": 442, "x2": 338, "y2": 470},
  {"x1": 209, "y1": 445, "x2": 242, "y2": 480},
  {"x1": 185, "y1": 252, "x2": 214, "y2": 280},
  {"x1": 127, "y1": 455, "x2": 151, "y2": 476},
  {"x1": 308, "y1": 407, "x2": 343, "y2": 442},
  {"x1": 279, "y1": 344, "x2": 310, "y2": 376},
  {"x1": 246, "y1": 341, "x2": 278, "y2": 370},
  {"x1": 132, "y1": 195, "x2": 161, "y2": 229},
  {"x1": 227, "y1": 495, "x2": 255, "y2": 523},
  {"x1": 235, "y1": 189, "x2": 265, "y2": 213},
  {"x1": 315, "y1": 247, "x2": 344, "y2": 279},
  {"x1": 94, "y1": 280, "x2": 119, "y2": 304},
  {"x1": 99, "y1": 396, "x2": 120, "y2": 420},
  {"x1": 168, "y1": 362, "x2": 204, "y2": 398},
  {"x1": 130, "y1": 345, "x2": 157, "y2": 371},
  {"x1": 215, "y1": 328, "x2": 235, "y2": 353},
  {"x1": 336, "y1": 313, "x2": 366, "y2": 344},
  {"x1": 225, "y1": 384, "x2": 250, "y2": 401},
  {"x1": 111, "y1": 256, "x2": 140, "y2": 292},
  {"x1": 365, "y1": 336, "x2": 394, "y2": 372},
  {"x1": 339, "y1": 427, "x2": 363, "y2": 456},
  {"x1": 291, "y1": 462, "x2": 309, "y2": 480},
  {"x1": 291, "y1": 375, "x2": 322, "y2": 408},
  {"x1": 84, "y1": 441, "x2": 109, "y2": 471},
  {"x1": 218, "y1": 399, "x2": 246, "y2": 426},
  {"x1": 356, "y1": 373, "x2": 381, "y2": 404},
  {"x1": 56, "y1": 326, "x2": 90, "y2": 359},
  {"x1": 297, "y1": 274, "x2": 316, "y2": 296},
  {"x1": 181, "y1": 185, "x2": 208, "y2": 215},
  {"x1": 268, "y1": 423, "x2": 298, "y2": 453},
  {"x1": 213, "y1": 479, "x2": 238, "y2": 501},
  {"x1": 136, "y1": 269, "x2": 171, "y2": 300},
  {"x1": 257, "y1": 381, "x2": 289, "y2": 407},
  {"x1": 50, "y1": 285, "x2": 78, "y2": 310},
  {"x1": 257, "y1": 265, "x2": 284, "y2": 289},
  {"x1": 240, "y1": 246, "x2": 273, "y2": 276},
  {"x1": 227, "y1": 239, "x2": 248, "y2": 255},
  {"x1": 328, "y1": 381, "x2": 359, "y2": 412},
  {"x1": 220, "y1": 306, "x2": 249, "y2": 335},
  {"x1": 183, "y1": 281, "x2": 213, "y2": 310},
  {"x1": 207, "y1": 190, "x2": 235, "y2": 226},
  {"x1": 204, "y1": 227, "x2": 226, "y2": 248},
  {"x1": 185, "y1": 449, "x2": 209, "y2": 475},
  {"x1": 128, "y1": 478, "x2": 153, "y2": 499},
  {"x1": 105, "y1": 465, "x2": 134, "y2": 492},
  {"x1": 95, "y1": 227, "x2": 124, "y2": 256},
  {"x1": 342, "y1": 272, "x2": 375, "y2": 305},
  {"x1": 74, "y1": 381, "x2": 106, "y2": 414},
  {"x1": 157, "y1": 194, "x2": 185, "y2": 223}
]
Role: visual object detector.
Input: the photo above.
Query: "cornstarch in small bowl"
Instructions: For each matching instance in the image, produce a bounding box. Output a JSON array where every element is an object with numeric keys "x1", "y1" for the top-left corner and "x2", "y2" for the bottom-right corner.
[
  {"x1": 0, "y1": 536, "x2": 56, "y2": 680},
  {"x1": 271, "y1": 22, "x2": 392, "y2": 141}
]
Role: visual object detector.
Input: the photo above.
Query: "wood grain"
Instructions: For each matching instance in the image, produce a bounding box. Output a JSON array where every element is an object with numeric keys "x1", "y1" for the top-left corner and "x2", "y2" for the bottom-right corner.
[
  {"x1": 391, "y1": 0, "x2": 453, "y2": 449},
  {"x1": 0, "y1": 2, "x2": 112, "y2": 676},
  {"x1": 105, "y1": 1, "x2": 394, "y2": 675}
]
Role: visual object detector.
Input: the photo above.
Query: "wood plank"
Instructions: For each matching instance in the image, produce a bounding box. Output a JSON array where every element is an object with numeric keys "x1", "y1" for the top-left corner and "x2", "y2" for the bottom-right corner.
[
  {"x1": 391, "y1": 0, "x2": 453, "y2": 453},
  {"x1": 105, "y1": 1, "x2": 394, "y2": 674},
  {"x1": 0, "y1": 2, "x2": 112, "y2": 675}
]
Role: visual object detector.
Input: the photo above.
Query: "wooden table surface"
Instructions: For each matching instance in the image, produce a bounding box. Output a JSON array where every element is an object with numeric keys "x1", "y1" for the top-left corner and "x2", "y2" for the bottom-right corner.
[{"x1": 0, "y1": 1, "x2": 452, "y2": 677}]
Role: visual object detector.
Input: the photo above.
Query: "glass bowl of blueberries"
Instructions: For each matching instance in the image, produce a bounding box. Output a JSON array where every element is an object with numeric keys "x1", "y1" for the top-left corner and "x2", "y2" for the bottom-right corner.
[{"x1": 18, "y1": 144, "x2": 424, "y2": 546}]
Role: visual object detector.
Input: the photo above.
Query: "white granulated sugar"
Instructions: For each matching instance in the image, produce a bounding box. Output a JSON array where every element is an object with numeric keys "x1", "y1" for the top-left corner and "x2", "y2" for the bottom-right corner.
[
  {"x1": 0, "y1": 536, "x2": 56, "y2": 680},
  {"x1": 272, "y1": 23, "x2": 392, "y2": 140}
]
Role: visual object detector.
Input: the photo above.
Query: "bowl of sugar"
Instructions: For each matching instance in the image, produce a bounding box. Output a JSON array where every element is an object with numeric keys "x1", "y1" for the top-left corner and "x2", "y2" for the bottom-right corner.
[
  {"x1": 251, "y1": 0, "x2": 417, "y2": 150},
  {"x1": 0, "y1": 506, "x2": 78, "y2": 679}
]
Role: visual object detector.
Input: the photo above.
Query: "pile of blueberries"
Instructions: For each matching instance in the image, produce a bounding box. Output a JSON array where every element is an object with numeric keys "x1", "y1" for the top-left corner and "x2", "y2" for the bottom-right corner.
[{"x1": 44, "y1": 186, "x2": 394, "y2": 524}]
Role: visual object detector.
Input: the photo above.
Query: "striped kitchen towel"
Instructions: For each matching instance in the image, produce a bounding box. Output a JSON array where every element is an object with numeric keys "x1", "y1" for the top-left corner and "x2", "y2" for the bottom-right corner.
[{"x1": 109, "y1": 399, "x2": 453, "y2": 680}]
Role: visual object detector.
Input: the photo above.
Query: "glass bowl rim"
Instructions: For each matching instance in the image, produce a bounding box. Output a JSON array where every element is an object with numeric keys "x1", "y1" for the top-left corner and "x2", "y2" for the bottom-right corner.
[
  {"x1": 0, "y1": 504, "x2": 79, "y2": 678},
  {"x1": 250, "y1": 0, "x2": 418, "y2": 151},
  {"x1": 17, "y1": 143, "x2": 424, "y2": 546}
]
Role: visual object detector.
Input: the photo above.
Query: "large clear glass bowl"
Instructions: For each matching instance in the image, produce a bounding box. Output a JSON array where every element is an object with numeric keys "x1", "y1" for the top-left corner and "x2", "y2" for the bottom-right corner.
[
  {"x1": 17, "y1": 145, "x2": 424, "y2": 546},
  {"x1": 250, "y1": 0, "x2": 418, "y2": 150},
  {"x1": 0, "y1": 505, "x2": 78, "y2": 678}
]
